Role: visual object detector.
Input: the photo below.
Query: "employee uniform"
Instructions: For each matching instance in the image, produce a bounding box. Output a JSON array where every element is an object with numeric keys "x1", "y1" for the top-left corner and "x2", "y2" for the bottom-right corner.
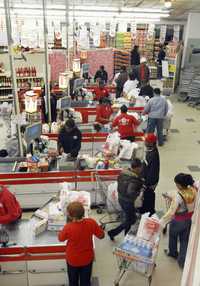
[
  {"x1": 58, "y1": 218, "x2": 104, "y2": 286},
  {"x1": 112, "y1": 113, "x2": 140, "y2": 141},
  {"x1": 0, "y1": 186, "x2": 22, "y2": 224},
  {"x1": 58, "y1": 127, "x2": 82, "y2": 158},
  {"x1": 96, "y1": 105, "x2": 113, "y2": 125},
  {"x1": 160, "y1": 187, "x2": 196, "y2": 268},
  {"x1": 93, "y1": 87, "x2": 109, "y2": 101}
]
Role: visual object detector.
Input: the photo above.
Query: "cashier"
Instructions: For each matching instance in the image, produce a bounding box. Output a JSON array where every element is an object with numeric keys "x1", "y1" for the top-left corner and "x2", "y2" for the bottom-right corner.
[
  {"x1": 95, "y1": 98, "x2": 113, "y2": 125},
  {"x1": 93, "y1": 80, "x2": 109, "y2": 101},
  {"x1": 112, "y1": 105, "x2": 140, "y2": 142},
  {"x1": 58, "y1": 119, "x2": 82, "y2": 158},
  {"x1": 0, "y1": 185, "x2": 22, "y2": 225}
]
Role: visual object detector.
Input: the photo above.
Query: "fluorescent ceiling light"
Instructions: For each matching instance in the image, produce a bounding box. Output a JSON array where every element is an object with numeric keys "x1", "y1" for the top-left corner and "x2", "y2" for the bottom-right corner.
[{"x1": 165, "y1": 0, "x2": 172, "y2": 9}]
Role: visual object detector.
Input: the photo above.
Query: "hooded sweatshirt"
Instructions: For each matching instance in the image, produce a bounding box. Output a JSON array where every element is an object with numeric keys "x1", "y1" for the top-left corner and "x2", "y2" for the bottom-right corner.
[{"x1": 117, "y1": 169, "x2": 144, "y2": 203}]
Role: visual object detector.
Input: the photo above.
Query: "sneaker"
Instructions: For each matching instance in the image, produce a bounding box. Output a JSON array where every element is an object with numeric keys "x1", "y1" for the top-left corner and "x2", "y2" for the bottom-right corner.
[{"x1": 107, "y1": 231, "x2": 115, "y2": 241}]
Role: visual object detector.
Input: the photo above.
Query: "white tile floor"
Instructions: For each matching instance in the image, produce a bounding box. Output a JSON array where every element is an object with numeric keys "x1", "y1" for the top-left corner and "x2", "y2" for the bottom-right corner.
[
  {"x1": 2, "y1": 93, "x2": 200, "y2": 286},
  {"x1": 92, "y1": 97, "x2": 200, "y2": 286}
]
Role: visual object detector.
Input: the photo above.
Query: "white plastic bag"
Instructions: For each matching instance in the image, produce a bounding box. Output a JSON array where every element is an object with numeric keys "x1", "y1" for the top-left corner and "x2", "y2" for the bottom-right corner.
[
  {"x1": 51, "y1": 122, "x2": 59, "y2": 133},
  {"x1": 42, "y1": 123, "x2": 50, "y2": 134},
  {"x1": 137, "y1": 213, "x2": 161, "y2": 243},
  {"x1": 104, "y1": 132, "x2": 120, "y2": 156},
  {"x1": 106, "y1": 182, "x2": 121, "y2": 213},
  {"x1": 118, "y1": 140, "x2": 138, "y2": 160}
]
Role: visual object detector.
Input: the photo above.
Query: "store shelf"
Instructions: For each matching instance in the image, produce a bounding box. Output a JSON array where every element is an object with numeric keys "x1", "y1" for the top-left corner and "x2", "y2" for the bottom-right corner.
[
  {"x1": 0, "y1": 97, "x2": 13, "y2": 102},
  {"x1": 16, "y1": 76, "x2": 43, "y2": 79},
  {"x1": 0, "y1": 87, "x2": 12, "y2": 90}
]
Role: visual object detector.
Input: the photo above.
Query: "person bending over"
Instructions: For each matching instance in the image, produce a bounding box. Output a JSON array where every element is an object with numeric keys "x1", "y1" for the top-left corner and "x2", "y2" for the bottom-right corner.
[
  {"x1": 58, "y1": 202, "x2": 104, "y2": 286},
  {"x1": 58, "y1": 119, "x2": 82, "y2": 158},
  {"x1": 0, "y1": 185, "x2": 22, "y2": 225},
  {"x1": 108, "y1": 159, "x2": 144, "y2": 241}
]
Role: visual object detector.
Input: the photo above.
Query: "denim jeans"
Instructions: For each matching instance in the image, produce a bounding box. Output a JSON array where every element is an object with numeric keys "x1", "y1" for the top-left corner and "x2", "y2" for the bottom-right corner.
[
  {"x1": 169, "y1": 219, "x2": 191, "y2": 268},
  {"x1": 108, "y1": 198, "x2": 136, "y2": 237},
  {"x1": 67, "y1": 262, "x2": 93, "y2": 286},
  {"x1": 147, "y1": 118, "x2": 164, "y2": 145}
]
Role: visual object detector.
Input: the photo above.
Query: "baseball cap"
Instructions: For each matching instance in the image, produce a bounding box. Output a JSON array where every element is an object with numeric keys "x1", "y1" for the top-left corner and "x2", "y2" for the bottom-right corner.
[{"x1": 145, "y1": 133, "x2": 157, "y2": 143}]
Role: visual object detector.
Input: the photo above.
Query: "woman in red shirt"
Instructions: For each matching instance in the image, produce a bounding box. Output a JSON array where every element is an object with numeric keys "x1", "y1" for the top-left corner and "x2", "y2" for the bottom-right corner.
[
  {"x1": 112, "y1": 105, "x2": 140, "y2": 141},
  {"x1": 58, "y1": 202, "x2": 104, "y2": 286},
  {"x1": 95, "y1": 98, "x2": 113, "y2": 125},
  {"x1": 0, "y1": 186, "x2": 22, "y2": 224}
]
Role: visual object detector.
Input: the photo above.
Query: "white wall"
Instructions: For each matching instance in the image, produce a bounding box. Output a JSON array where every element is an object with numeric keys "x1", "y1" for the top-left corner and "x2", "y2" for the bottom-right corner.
[{"x1": 182, "y1": 13, "x2": 200, "y2": 67}]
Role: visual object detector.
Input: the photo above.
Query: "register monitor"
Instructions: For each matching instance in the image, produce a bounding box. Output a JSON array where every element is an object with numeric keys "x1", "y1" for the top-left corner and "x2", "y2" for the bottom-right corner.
[
  {"x1": 73, "y1": 78, "x2": 84, "y2": 92},
  {"x1": 57, "y1": 96, "x2": 71, "y2": 110},
  {"x1": 25, "y1": 122, "x2": 42, "y2": 145}
]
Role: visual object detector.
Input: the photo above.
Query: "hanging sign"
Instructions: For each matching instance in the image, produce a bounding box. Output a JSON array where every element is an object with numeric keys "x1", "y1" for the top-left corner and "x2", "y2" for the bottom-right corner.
[
  {"x1": 173, "y1": 25, "x2": 180, "y2": 42},
  {"x1": 110, "y1": 22, "x2": 116, "y2": 37},
  {"x1": 160, "y1": 25, "x2": 167, "y2": 43},
  {"x1": 147, "y1": 23, "x2": 155, "y2": 40},
  {"x1": 131, "y1": 21, "x2": 137, "y2": 40}
]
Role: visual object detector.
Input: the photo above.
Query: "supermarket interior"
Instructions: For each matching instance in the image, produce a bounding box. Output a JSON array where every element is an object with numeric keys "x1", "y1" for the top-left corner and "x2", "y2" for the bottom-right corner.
[{"x1": 0, "y1": 0, "x2": 200, "y2": 286}]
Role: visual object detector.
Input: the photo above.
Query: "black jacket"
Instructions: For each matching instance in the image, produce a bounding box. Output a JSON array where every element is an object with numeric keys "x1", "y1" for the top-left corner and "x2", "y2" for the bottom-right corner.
[
  {"x1": 58, "y1": 127, "x2": 82, "y2": 158},
  {"x1": 117, "y1": 169, "x2": 144, "y2": 203},
  {"x1": 131, "y1": 50, "x2": 140, "y2": 66},
  {"x1": 157, "y1": 49, "x2": 166, "y2": 65},
  {"x1": 143, "y1": 147, "x2": 160, "y2": 186},
  {"x1": 94, "y1": 70, "x2": 108, "y2": 83},
  {"x1": 139, "y1": 85, "x2": 154, "y2": 98}
]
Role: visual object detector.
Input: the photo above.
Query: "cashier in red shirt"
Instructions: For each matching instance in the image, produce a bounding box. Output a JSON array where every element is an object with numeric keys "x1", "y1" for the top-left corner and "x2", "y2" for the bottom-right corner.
[
  {"x1": 0, "y1": 186, "x2": 22, "y2": 224},
  {"x1": 93, "y1": 80, "x2": 109, "y2": 101},
  {"x1": 96, "y1": 98, "x2": 113, "y2": 125},
  {"x1": 112, "y1": 104, "x2": 140, "y2": 142},
  {"x1": 58, "y1": 202, "x2": 104, "y2": 286}
]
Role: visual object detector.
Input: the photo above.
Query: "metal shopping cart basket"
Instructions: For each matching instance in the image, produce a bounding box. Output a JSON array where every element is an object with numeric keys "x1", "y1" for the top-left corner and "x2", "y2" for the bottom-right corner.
[
  {"x1": 113, "y1": 235, "x2": 160, "y2": 286},
  {"x1": 93, "y1": 173, "x2": 122, "y2": 229}
]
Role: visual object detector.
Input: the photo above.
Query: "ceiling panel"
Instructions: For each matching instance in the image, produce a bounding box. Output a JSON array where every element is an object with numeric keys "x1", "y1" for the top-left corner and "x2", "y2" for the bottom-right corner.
[{"x1": 5, "y1": 0, "x2": 200, "y2": 19}]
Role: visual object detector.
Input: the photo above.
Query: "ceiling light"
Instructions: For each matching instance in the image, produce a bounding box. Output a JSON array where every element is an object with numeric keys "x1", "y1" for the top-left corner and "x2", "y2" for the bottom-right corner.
[{"x1": 165, "y1": 0, "x2": 172, "y2": 9}]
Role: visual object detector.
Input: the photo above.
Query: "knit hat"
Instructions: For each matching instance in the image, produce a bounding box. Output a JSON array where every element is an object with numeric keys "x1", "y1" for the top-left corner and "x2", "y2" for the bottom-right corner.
[{"x1": 145, "y1": 133, "x2": 157, "y2": 143}]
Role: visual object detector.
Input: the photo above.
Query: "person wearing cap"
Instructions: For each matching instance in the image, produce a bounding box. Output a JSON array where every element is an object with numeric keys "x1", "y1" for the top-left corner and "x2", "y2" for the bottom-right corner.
[
  {"x1": 58, "y1": 201, "x2": 104, "y2": 286},
  {"x1": 137, "y1": 58, "x2": 150, "y2": 86},
  {"x1": 94, "y1": 65, "x2": 108, "y2": 84},
  {"x1": 140, "y1": 133, "x2": 160, "y2": 215},
  {"x1": 160, "y1": 173, "x2": 197, "y2": 268},
  {"x1": 93, "y1": 80, "x2": 109, "y2": 101},
  {"x1": 58, "y1": 119, "x2": 82, "y2": 159},
  {"x1": 112, "y1": 105, "x2": 140, "y2": 142},
  {"x1": 95, "y1": 98, "x2": 113, "y2": 126},
  {"x1": 143, "y1": 88, "x2": 168, "y2": 146},
  {"x1": 0, "y1": 185, "x2": 22, "y2": 225}
]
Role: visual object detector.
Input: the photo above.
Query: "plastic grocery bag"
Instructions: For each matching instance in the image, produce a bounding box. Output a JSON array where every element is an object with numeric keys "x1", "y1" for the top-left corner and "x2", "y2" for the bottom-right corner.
[
  {"x1": 106, "y1": 182, "x2": 121, "y2": 213},
  {"x1": 103, "y1": 132, "x2": 120, "y2": 156},
  {"x1": 137, "y1": 213, "x2": 161, "y2": 243},
  {"x1": 118, "y1": 140, "x2": 138, "y2": 160},
  {"x1": 42, "y1": 124, "x2": 50, "y2": 134},
  {"x1": 51, "y1": 122, "x2": 60, "y2": 133}
]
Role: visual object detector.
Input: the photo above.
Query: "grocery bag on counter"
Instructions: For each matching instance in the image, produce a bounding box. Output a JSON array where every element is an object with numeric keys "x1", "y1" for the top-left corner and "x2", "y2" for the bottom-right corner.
[
  {"x1": 118, "y1": 140, "x2": 138, "y2": 160},
  {"x1": 51, "y1": 122, "x2": 60, "y2": 133},
  {"x1": 42, "y1": 124, "x2": 50, "y2": 134},
  {"x1": 137, "y1": 213, "x2": 161, "y2": 243},
  {"x1": 107, "y1": 182, "x2": 121, "y2": 213},
  {"x1": 103, "y1": 132, "x2": 120, "y2": 156}
]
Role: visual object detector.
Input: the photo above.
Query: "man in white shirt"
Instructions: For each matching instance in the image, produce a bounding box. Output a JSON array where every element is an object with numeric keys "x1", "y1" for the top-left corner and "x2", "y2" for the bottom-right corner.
[{"x1": 123, "y1": 72, "x2": 139, "y2": 97}]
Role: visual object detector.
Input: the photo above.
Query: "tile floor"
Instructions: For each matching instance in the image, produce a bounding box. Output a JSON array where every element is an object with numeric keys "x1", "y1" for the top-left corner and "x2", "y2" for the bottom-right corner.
[
  {"x1": 2, "y1": 94, "x2": 200, "y2": 286},
  {"x1": 92, "y1": 97, "x2": 200, "y2": 286}
]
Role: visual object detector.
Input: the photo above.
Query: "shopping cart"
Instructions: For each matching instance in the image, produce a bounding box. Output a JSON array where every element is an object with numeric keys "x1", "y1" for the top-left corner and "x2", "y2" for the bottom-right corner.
[
  {"x1": 162, "y1": 193, "x2": 172, "y2": 234},
  {"x1": 113, "y1": 235, "x2": 160, "y2": 286},
  {"x1": 93, "y1": 173, "x2": 122, "y2": 229}
]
